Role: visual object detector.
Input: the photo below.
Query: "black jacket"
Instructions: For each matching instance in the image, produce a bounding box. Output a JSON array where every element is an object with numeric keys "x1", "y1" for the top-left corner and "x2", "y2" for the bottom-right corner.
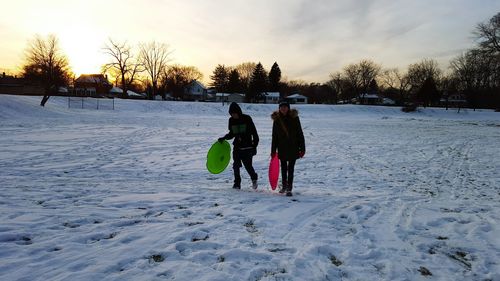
[
  {"x1": 222, "y1": 103, "x2": 259, "y2": 150},
  {"x1": 271, "y1": 109, "x2": 305, "y2": 160}
]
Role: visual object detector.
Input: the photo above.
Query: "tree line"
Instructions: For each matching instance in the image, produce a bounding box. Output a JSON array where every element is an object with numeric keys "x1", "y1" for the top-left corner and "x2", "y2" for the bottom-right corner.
[
  {"x1": 208, "y1": 12, "x2": 499, "y2": 109},
  {"x1": 19, "y1": 12, "x2": 499, "y2": 109},
  {"x1": 20, "y1": 36, "x2": 201, "y2": 104},
  {"x1": 101, "y1": 39, "x2": 204, "y2": 100},
  {"x1": 209, "y1": 62, "x2": 282, "y2": 102}
]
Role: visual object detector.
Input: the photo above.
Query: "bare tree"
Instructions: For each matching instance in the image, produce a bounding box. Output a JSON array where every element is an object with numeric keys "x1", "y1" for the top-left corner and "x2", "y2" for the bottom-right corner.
[
  {"x1": 450, "y1": 51, "x2": 480, "y2": 91},
  {"x1": 22, "y1": 34, "x2": 72, "y2": 106},
  {"x1": 342, "y1": 59, "x2": 381, "y2": 103},
  {"x1": 406, "y1": 58, "x2": 442, "y2": 93},
  {"x1": 162, "y1": 64, "x2": 203, "y2": 99},
  {"x1": 450, "y1": 12, "x2": 500, "y2": 110},
  {"x1": 102, "y1": 39, "x2": 143, "y2": 98},
  {"x1": 474, "y1": 12, "x2": 500, "y2": 54},
  {"x1": 450, "y1": 49, "x2": 499, "y2": 109},
  {"x1": 327, "y1": 72, "x2": 346, "y2": 102},
  {"x1": 472, "y1": 12, "x2": 500, "y2": 93},
  {"x1": 139, "y1": 41, "x2": 172, "y2": 99},
  {"x1": 358, "y1": 60, "x2": 381, "y2": 93},
  {"x1": 440, "y1": 75, "x2": 460, "y2": 110},
  {"x1": 381, "y1": 68, "x2": 410, "y2": 104},
  {"x1": 235, "y1": 62, "x2": 257, "y2": 91},
  {"x1": 343, "y1": 63, "x2": 362, "y2": 98},
  {"x1": 279, "y1": 78, "x2": 303, "y2": 97}
]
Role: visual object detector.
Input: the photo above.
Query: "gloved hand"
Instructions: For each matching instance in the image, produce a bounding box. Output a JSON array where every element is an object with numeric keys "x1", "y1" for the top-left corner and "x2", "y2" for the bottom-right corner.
[
  {"x1": 298, "y1": 151, "x2": 305, "y2": 158},
  {"x1": 252, "y1": 147, "x2": 257, "y2": 156},
  {"x1": 271, "y1": 152, "x2": 277, "y2": 158},
  {"x1": 218, "y1": 137, "x2": 225, "y2": 143}
]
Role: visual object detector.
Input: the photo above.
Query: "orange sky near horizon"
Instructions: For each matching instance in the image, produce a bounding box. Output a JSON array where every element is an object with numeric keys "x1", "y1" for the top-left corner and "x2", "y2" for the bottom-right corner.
[{"x1": 0, "y1": 1, "x2": 203, "y2": 78}]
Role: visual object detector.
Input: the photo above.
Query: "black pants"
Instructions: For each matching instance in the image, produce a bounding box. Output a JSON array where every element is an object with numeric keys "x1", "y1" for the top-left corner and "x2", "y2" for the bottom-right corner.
[
  {"x1": 233, "y1": 148, "x2": 257, "y2": 185},
  {"x1": 280, "y1": 159, "x2": 296, "y2": 190}
]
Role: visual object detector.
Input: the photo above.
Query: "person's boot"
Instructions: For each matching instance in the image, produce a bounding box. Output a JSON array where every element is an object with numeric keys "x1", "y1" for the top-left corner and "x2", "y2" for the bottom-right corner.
[
  {"x1": 279, "y1": 181, "x2": 288, "y2": 194},
  {"x1": 233, "y1": 168, "x2": 241, "y2": 189},
  {"x1": 286, "y1": 183, "x2": 293, "y2": 196},
  {"x1": 232, "y1": 181, "x2": 241, "y2": 189},
  {"x1": 252, "y1": 179, "x2": 258, "y2": 190}
]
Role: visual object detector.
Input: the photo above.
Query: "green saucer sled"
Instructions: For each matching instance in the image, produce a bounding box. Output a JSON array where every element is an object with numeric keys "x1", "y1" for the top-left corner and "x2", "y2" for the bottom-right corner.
[{"x1": 206, "y1": 140, "x2": 231, "y2": 174}]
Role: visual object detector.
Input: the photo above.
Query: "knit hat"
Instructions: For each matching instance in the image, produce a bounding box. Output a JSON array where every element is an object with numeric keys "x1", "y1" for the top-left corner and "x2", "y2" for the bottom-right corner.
[
  {"x1": 279, "y1": 101, "x2": 290, "y2": 108},
  {"x1": 229, "y1": 102, "x2": 242, "y2": 115}
]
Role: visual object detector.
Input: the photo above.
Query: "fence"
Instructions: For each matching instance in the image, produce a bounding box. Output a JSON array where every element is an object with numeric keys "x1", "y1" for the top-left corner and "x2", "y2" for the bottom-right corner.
[{"x1": 68, "y1": 97, "x2": 115, "y2": 110}]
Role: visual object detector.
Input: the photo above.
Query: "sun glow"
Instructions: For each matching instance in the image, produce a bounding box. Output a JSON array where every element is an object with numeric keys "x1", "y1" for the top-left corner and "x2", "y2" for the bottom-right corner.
[
  {"x1": 58, "y1": 26, "x2": 107, "y2": 77},
  {"x1": 67, "y1": 49, "x2": 102, "y2": 77}
]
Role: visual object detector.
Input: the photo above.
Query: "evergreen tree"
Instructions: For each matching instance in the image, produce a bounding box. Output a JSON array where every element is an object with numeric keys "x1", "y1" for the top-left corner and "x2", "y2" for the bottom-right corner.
[
  {"x1": 268, "y1": 62, "x2": 281, "y2": 92},
  {"x1": 368, "y1": 79, "x2": 378, "y2": 95},
  {"x1": 248, "y1": 62, "x2": 267, "y2": 102},
  {"x1": 227, "y1": 69, "x2": 243, "y2": 93},
  {"x1": 210, "y1": 64, "x2": 229, "y2": 92},
  {"x1": 416, "y1": 77, "x2": 440, "y2": 107}
]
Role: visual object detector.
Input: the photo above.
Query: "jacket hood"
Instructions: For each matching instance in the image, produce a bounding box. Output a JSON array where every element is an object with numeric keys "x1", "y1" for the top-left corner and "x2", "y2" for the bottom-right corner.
[
  {"x1": 271, "y1": 108, "x2": 298, "y2": 120},
  {"x1": 229, "y1": 102, "x2": 242, "y2": 115}
]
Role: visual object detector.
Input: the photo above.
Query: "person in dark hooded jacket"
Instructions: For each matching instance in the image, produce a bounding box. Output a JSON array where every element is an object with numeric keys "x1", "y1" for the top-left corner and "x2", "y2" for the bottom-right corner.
[
  {"x1": 271, "y1": 101, "x2": 305, "y2": 196},
  {"x1": 218, "y1": 102, "x2": 259, "y2": 189}
]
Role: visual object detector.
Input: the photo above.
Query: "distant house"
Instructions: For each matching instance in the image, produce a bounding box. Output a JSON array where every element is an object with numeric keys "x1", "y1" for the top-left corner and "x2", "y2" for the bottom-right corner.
[
  {"x1": 109, "y1": 86, "x2": 123, "y2": 97},
  {"x1": 215, "y1": 93, "x2": 245, "y2": 103},
  {"x1": 206, "y1": 87, "x2": 216, "y2": 96},
  {"x1": 127, "y1": 89, "x2": 147, "y2": 99},
  {"x1": 285, "y1": 94, "x2": 308, "y2": 104},
  {"x1": 381, "y1": 97, "x2": 396, "y2": 105},
  {"x1": 205, "y1": 88, "x2": 216, "y2": 101},
  {"x1": 440, "y1": 93, "x2": 467, "y2": 107},
  {"x1": 74, "y1": 74, "x2": 112, "y2": 97},
  {"x1": 58, "y1": 87, "x2": 68, "y2": 94},
  {"x1": 448, "y1": 93, "x2": 467, "y2": 104},
  {"x1": 0, "y1": 74, "x2": 44, "y2": 95},
  {"x1": 164, "y1": 93, "x2": 174, "y2": 100},
  {"x1": 184, "y1": 80, "x2": 207, "y2": 101},
  {"x1": 262, "y1": 92, "x2": 280, "y2": 104},
  {"x1": 109, "y1": 86, "x2": 146, "y2": 99},
  {"x1": 359, "y1": 93, "x2": 381, "y2": 105}
]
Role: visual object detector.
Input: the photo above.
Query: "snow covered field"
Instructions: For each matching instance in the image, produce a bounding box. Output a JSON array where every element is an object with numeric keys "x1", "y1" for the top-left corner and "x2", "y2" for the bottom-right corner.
[{"x1": 0, "y1": 95, "x2": 499, "y2": 281}]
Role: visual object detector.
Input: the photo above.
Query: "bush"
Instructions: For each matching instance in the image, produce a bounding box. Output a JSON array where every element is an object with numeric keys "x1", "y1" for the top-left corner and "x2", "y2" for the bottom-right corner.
[{"x1": 402, "y1": 103, "x2": 417, "y2": 112}]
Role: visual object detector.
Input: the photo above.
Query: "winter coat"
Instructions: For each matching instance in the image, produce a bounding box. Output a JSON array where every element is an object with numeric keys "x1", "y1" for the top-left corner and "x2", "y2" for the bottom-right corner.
[
  {"x1": 222, "y1": 103, "x2": 259, "y2": 150},
  {"x1": 271, "y1": 109, "x2": 305, "y2": 160}
]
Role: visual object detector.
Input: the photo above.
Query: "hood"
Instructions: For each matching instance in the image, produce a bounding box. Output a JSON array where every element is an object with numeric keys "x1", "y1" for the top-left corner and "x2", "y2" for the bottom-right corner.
[
  {"x1": 271, "y1": 108, "x2": 298, "y2": 120},
  {"x1": 229, "y1": 102, "x2": 242, "y2": 115}
]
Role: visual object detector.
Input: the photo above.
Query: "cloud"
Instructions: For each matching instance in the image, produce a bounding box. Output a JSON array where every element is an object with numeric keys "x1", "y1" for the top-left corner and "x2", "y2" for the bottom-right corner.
[{"x1": 1, "y1": 0, "x2": 499, "y2": 82}]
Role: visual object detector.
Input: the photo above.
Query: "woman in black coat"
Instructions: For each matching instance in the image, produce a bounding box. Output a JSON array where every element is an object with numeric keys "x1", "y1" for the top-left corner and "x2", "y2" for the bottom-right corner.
[{"x1": 271, "y1": 101, "x2": 305, "y2": 196}]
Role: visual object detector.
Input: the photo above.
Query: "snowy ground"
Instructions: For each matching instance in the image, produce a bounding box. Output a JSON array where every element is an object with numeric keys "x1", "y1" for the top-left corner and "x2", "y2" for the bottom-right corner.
[{"x1": 0, "y1": 95, "x2": 499, "y2": 281}]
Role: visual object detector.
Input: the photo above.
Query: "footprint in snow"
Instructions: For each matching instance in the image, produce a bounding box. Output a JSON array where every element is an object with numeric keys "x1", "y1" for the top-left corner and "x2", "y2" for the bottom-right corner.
[{"x1": 244, "y1": 219, "x2": 258, "y2": 233}]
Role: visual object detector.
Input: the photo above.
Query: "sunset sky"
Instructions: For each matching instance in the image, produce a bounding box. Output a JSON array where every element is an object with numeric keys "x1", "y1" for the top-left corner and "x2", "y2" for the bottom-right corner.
[{"x1": 1, "y1": 0, "x2": 499, "y2": 83}]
